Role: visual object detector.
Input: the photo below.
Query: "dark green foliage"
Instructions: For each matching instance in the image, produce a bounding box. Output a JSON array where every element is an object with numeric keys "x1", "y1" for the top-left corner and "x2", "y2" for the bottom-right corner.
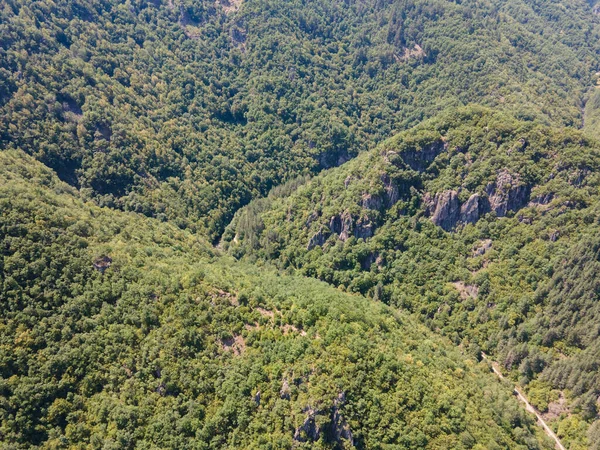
[
  {"x1": 531, "y1": 238, "x2": 600, "y2": 418},
  {"x1": 1, "y1": 0, "x2": 599, "y2": 240}
]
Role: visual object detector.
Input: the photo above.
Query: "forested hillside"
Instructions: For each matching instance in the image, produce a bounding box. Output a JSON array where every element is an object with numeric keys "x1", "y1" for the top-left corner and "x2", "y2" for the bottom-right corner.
[
  {"x1": 0, "y1": 149, "x2": 556, "y2": 448},
  {"x1": 3, "y1": 0, "x2": 600, "y2": 448},
  {"x1": 1, "y1": 0, "x2": 599, "y2": 240},
  {"x1": 225, "y1": 107, "x2": 600, "y2": 448}
]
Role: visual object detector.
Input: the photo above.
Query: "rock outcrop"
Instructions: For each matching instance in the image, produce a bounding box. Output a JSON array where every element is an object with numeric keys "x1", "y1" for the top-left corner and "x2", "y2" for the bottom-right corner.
[
  {"x1": 425, "y1": 169, "x2": 531, "y2": 231},
  {"x1": 357, "y1": 174, "x2": 405, "y2": 212},
  {"x1": 305, "y1": 168, "x2": 411, "y2": 250},
  {"x1": 330, "y1": 392, "x2": 354, "y2": 446},
  {"x1": 529, "y1": 193, "x2": 554, "y2": 207},
  {"x1": 318, "y1": 148, "x2": 350, "y2": 169},
  {"x1": 307, "y1": 209, "x2": 376, "y2": 249},
  {"x1": 429, "y1": 190, "x2": 460, "y2": 231},
  {"x1": 329, "y1": 215, "x2": 342, "y2": 234},
  {"x1": 459, "y1": 193, "x2": 482, "y2": 225},
  {"x1": 280, "y1": 379, "x2": 291, "y2": 400},
  {"x1": 293, "y1": 409, "x2": 321, "y2": 443},
  {"x1": 293, "y1": 394, "x2": 353, "y2": 446},
  {"x1": 381, "y1": 173, "x2": 400, "y2": 207},
  {"x1": 360, "y1": 252, "x2": 379, "y2": 270},
  {"x1": 473, "y1": 239, "x2": 492, "y2": 256},
  {"x1": 400, "y1": 139, "x2": 447, "y2": 172},
  {"x1": 354, "y1": 215, "x2": 374, "y2": 240},
  {"x1": 93, "y1": 255, "x2": 112, "y2": 274},
  {"x1": 307, "y1": 228, "x2": 328, "y2": 250},
  {"x1": 361, "y1": 193, "x2": 382, "y2": 210},
  {"x1": 339, "y1": 211, "x2": 354, "y2": 241},
  {"x1": 486, "y1": 169, "x2": 530, "y2": 217},
  {"x1": 253, "y1": 390, "x2": 261, "y2": 405}
]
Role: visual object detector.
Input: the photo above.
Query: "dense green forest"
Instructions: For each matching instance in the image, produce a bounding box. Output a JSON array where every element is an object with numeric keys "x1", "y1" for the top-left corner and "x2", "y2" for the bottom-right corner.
[
  {"x1": 225, "y1": 107, "x2": 600, "y2": 448},
  {"x1": 3, "y1": 0, "x2": 600, "y2": 448},
  {"x1": 0, "y1": 150, "x2": 555, "y2": 448},
  {"x1": 1, "y1": 0, "x2": 599, "y2": 240}
]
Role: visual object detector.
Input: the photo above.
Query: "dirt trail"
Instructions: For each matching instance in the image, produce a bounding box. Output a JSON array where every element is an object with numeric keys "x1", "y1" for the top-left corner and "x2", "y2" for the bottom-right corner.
[{"x1": 481, "y1": 353, "x2": 566, "y2": 450}]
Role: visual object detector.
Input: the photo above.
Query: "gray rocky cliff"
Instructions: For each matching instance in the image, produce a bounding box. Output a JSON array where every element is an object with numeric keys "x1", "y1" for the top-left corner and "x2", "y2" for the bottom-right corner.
[
  {"x1": 425, "y1": 169, "x2": 531, "y2": 231},
  {"x1": 307, "y1": 228, "x2": 329, "y2": 250},
  {"x1": 293, "y1": 409, "x2": 321, "y2": 443},
  {"x1": 400, "y1": 139, "x2": 447, "y2": 172},
  {"x1": 459, "y1": 193, "x2": 482, "y2": 224},
  {"x1": 486, "y1": 169, "x2": 530, "y2": 217},
  {"x1": 330, "y1": 392, "x2": 354, "y2": 446},
  {"x1": 339, "y1": 211, "x2": 354, "y2": 241},
  {"x1": 429, "y1": 190, "x2": 461, "y2": 231}
]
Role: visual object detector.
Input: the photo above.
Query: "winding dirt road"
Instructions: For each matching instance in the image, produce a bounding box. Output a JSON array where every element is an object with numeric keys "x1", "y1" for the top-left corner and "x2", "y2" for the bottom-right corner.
[{"x1": 481, "y1": 353, "x2": 566, "y2": 450}]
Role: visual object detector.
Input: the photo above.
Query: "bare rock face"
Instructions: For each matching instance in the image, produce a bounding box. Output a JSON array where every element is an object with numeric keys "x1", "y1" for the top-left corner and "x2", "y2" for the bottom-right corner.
[
  {"x1": 329, "y1": 215, "x2": 342, "y2": 234},
  {"x1": 304, "y1": 169, "x2": 408, "y2": 250},
  {"x1": 253, "y1": 390, "x2": 261, "y2": 405},
  {"x1": 339, "y1": 211, "x2": 354, "y2": 241},
  {"x1": 344, "y1": 175, "x2": 353, "y2": 188},
  {"x1": 486, "y1": 169, "x2": 530, "y2": 217},
  {"x1": 400, "y1": 139, "x2": 447, "y2": 172},
  {"x1": 293, "y1": 395, "x2": 353, "y2": 446},
  {"x1": 307, "y1": 228, "x2": 329, "y2": 250},
  {"x1": 361, "y1": 193, "x2": 382, "y2": 210},
  {"x1": 293, "y1": 409, "x2": 321, "y2": 443},
  {"x1": 354, "y1": 215, "x2": 374, "y2": 240},
  {"x1": 324, "y1": 211, "x2": 357, "y2": 242},
  {"x1": 569, "y1": 168, "x2": 590, "y2": 187},
  {"x1": 473, "y1": 239, "x2": 492, "y2": 256},
  {"x1": 330, "y1": 392, "x2": 354, "y2": 446},
  {"x1": 459, "y1": 193, "x2": 482, "y2": 224},
  {"x1": 359, "y1": 174, "x2": 404, "y2": 212},
  {"x1": 529, "y1": 193, "x2": 554, "y2": 207},
  {"x1": 360, "y1": 252, "x2": 379, "y2": 270},
  {"x1": 313, "y1": 208, "x2": 376, "y2": 246},
  {"x1": 423, "y1": 192, "x2": 434, "y2": 212},
  {"x1": 430, "y1": 190, "x2": 461, "y2": 231},
  {"x1": 93, "y1": 255, "x2": 112, "y2": 274},
  {"x1": 426, "y1": 169, "x2": 531, "y2": 231},
  {"x1": 280, "y1": 379, "x2": 291, "y2": 400},
  {"x1": 381, "y1": 173, "x2": 400, "y2": 207},
  {"x1": 322, "y1": 210, "x2": 375, "y2": 244}
]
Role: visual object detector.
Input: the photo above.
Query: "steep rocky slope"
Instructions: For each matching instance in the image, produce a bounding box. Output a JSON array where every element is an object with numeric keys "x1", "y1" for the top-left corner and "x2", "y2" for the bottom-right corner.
[{"x1": 3, "y1": 0, "x2": 600, "y2": 448}]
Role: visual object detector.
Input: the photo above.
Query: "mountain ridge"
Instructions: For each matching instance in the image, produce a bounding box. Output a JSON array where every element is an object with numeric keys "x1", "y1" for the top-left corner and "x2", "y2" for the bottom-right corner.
[{"x1": 224, "y1": 106, "x2": 600, "y2": 448}]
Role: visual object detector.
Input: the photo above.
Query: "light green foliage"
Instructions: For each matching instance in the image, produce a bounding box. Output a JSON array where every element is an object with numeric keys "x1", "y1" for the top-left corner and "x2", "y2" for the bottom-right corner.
[
  {"x1": 226, "y1": 106, "x2": 600, "y2": 447},
  {"x1": 0, "y1": 150, "x2": 553, "y2": 448},
  {"x1": 525, "y1": 380, "x2": 558, "y2": 413},
  {"x1": 3, "y1": 0, "x2": 600, "y2": 448},
  {"x1": 584, "y1": 87, "x2": 600, "y2": 139}
]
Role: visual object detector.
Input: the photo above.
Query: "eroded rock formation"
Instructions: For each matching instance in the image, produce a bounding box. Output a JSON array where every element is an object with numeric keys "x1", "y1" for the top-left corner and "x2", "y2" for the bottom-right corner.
[{"x1": 425, "y1": 169, "x2": 531, "y2": 231}]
